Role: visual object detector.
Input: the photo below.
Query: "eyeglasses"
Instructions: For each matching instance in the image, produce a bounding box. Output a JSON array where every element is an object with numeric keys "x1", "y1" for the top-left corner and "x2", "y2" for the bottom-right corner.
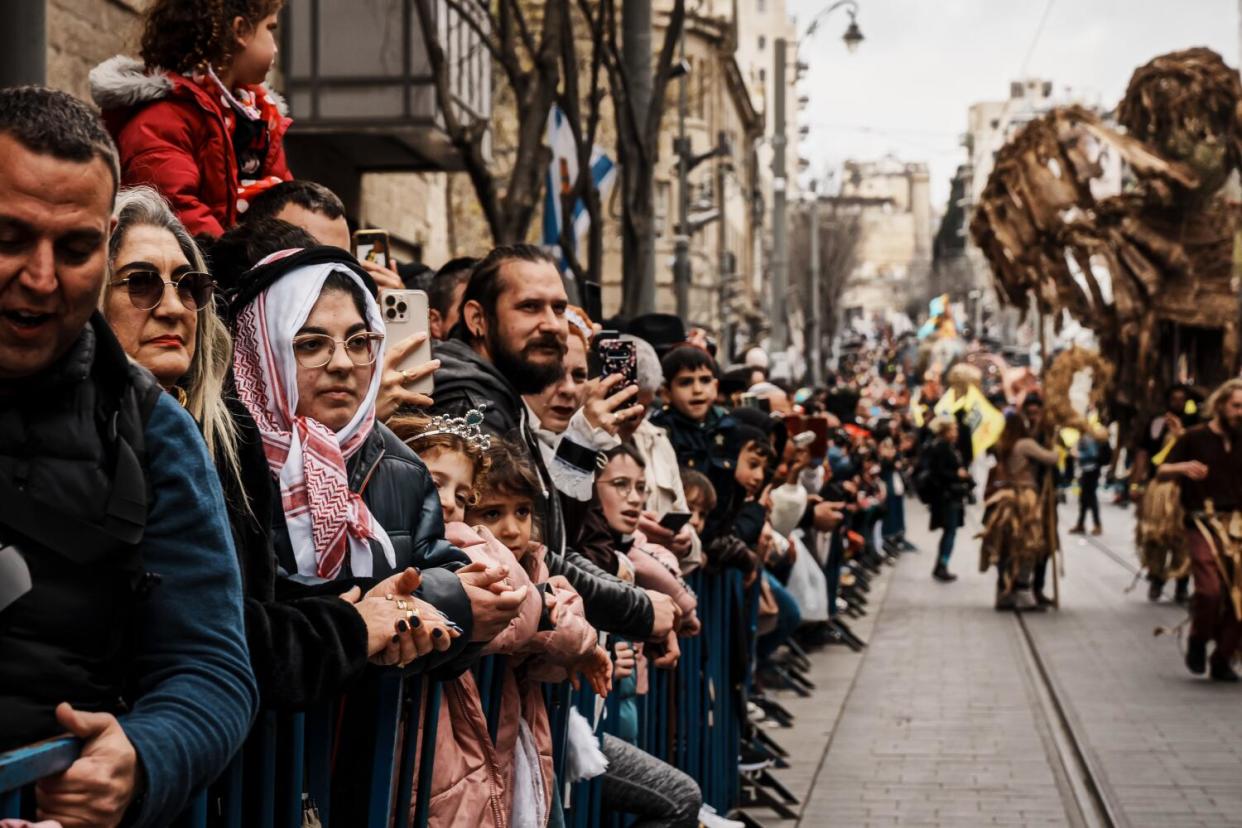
[
  {"x1": 600, "y1": 476, "x2": 648, "y2": 499},
  {"x1": 291, "y1": 332, "x2": 385, "y2": 369},
  {"x1": 110, "y1": 270, "x2": 216, "y2": 312}
]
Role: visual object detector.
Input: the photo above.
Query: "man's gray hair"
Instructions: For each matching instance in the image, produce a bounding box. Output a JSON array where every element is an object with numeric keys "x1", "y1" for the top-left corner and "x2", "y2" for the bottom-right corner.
[
  {"x1": 0, "y1": 86, "x2": 120, "y2": 194},
  {"x1": 621, "y1": 334, "x2": 663, "y2": 393}
]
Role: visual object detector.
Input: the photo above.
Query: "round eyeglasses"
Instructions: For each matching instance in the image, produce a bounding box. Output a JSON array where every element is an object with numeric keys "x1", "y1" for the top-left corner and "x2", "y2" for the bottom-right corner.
[
  {"x1": 110, "y1": 270, "x2": 216, "y2": 312},
  {"x1": 291, "y1": 332, "x2": 385, "y2": 369}
]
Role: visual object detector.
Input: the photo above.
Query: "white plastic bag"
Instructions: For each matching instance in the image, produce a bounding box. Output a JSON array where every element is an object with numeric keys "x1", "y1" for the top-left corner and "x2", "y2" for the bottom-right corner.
[{"x1": 786, "y1": 530, "x2": 829, "y2": 622}]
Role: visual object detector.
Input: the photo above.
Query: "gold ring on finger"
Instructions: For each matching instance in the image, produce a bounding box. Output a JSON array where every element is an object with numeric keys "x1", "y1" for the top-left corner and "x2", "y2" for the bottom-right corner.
[
  {"x1": 400, "y1": 369, "x2": 413, "y2": 382},
  {"x1": 396, "y1": 599, "x2": 409, "y2": 610}
]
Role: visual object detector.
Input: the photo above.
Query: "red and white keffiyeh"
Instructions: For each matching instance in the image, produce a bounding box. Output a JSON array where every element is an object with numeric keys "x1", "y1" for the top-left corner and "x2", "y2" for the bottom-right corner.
[{"x1": 232, "y1": 260, "x2": 395, "y2": 580}]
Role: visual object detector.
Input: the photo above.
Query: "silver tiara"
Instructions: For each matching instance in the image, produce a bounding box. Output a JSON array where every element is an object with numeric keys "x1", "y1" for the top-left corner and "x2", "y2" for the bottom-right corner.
[{"x1": 411, "y1": 407, "x2": 492, "y2": 452}]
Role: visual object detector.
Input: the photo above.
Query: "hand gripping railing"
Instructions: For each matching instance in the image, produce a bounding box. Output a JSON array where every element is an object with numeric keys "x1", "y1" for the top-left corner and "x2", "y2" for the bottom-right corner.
[{"x1": 1, "y1": 570, "x2": 756, "y2": 826}]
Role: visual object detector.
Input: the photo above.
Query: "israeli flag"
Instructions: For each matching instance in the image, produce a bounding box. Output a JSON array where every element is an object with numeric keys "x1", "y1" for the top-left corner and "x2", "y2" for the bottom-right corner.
[{"x1": 542, "y1": 105, "x2": 617, "y2": 266}]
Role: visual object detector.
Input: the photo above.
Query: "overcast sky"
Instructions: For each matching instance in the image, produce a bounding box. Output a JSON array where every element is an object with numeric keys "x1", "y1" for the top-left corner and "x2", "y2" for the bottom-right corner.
[{"x1": 786, "y1": 0, "x2": 1238, "y2": 209}]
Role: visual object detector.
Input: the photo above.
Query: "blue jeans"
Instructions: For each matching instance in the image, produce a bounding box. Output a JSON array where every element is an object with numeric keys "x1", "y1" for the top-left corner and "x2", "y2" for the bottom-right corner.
[
  {"x1": 881, "y1": 470, "x2": 907, "y2": 538},
  {"x1": 758, "y1": 570, "x2": 802, "y2": 662},
  {"x1": 938, "y1": 501, "x2": 962, "y2": 567}
]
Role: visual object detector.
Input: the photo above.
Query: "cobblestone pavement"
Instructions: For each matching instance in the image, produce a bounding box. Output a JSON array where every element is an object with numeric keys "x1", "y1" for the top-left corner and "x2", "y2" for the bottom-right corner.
[{"x1": 752, "y1": 498, "x2": 1242, "y2": 828}]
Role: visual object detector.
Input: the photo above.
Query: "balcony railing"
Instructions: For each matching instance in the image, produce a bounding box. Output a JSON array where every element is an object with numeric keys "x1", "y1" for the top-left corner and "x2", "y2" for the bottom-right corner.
[{"x1": 280, "y1": 0, "x2": 491, "y2": 171}]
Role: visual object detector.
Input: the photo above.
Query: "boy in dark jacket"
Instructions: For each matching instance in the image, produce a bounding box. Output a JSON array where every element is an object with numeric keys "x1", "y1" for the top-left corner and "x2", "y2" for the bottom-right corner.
[{"x1": 649, "y1": 346, "x2": 740, "y2": 521}]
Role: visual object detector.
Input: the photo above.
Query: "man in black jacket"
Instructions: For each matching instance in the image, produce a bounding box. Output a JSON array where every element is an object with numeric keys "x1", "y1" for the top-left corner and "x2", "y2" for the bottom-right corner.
[{"x1": 432, "y1": 244, "x2": 679, "y2": 641}]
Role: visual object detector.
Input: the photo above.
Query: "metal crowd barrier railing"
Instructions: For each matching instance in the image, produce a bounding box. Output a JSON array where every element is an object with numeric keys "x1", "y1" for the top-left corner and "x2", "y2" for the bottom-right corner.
[{"x1": 0, "y1": 570, "x2": 754, "y2": 826}]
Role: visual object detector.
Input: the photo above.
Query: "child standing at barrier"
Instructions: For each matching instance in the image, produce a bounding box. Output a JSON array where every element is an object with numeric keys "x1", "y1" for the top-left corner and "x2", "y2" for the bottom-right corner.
[
  {"x1": 593, "y1": 445, "x2": 705, "y2": 827},
  {"x1": 91, "y1": 0, "x2": 293, "y2": 236},
  {"x1": 399, "y1": 419, "x2": 609, "y2": 827}
]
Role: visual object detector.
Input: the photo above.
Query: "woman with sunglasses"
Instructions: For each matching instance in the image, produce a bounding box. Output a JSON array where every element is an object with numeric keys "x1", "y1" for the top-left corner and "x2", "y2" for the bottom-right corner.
[{"x1": 102, "y1": 190, "x2": 463, "y2": 718}]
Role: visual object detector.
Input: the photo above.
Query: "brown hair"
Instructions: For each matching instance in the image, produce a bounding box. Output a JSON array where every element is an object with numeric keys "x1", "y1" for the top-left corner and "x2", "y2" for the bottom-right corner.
[
  {"x1": 387, "y1": 413, "x2": 492, "y2": 504},
  {"x1": 994, "y1": 411, "x2": 1029, "y2": 460},
  {"x1": 465, "y1": 438, "x2": 544, "y2": 542},
  {"x1": 680, "y1": 467, "x2": 717, "y2": 513},
  {"x1": 141, "y1": 0, "x2": 284, "y2": 74}
]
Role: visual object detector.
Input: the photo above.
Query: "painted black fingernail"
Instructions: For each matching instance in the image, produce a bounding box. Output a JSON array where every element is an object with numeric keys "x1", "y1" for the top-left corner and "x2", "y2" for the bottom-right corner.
[
  {"x1": 410, "y1": 617, "x2": 421, "y2": 628},
  {"x1": 433, "y1": 628, "x2": 443, "y2": 639},
  {"x1": 397, "y1": 620, "x2": 409, "y2": 633},
  {"x1": 391, "y1": 634, "x2": 401, "y2": 644}
]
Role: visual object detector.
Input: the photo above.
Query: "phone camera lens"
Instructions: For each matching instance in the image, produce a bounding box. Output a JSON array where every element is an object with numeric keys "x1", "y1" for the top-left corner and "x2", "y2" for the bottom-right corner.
[
  {"x1": 397, "y1": 302, "x2": 408, "y2": 313},
  {"x1": 385, "y1": 296, "x2": 395, "y2": 306},
  {"x1": 386, "y1": 308, "x2": 397, "y2": 320}
]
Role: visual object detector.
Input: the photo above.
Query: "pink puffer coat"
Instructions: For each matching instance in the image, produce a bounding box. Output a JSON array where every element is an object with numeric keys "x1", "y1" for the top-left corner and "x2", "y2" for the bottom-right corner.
[{"x1": 419, "y1": 524, "x2": 597, "y2": 828}]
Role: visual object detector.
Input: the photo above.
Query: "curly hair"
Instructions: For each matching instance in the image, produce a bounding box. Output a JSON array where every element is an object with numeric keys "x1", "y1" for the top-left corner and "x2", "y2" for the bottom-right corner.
[{"x1": 141, "y1": 0, "x2": 284, "y2": 74}]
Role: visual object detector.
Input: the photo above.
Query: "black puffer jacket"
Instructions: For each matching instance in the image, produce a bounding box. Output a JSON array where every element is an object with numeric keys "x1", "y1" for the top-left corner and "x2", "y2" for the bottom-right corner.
[
  {"x1": 269, "y1": 422, "x2": 474, "y2": 669},
  {"x1": 432, "y1": 337, "x2": 655, "y2": 639}
]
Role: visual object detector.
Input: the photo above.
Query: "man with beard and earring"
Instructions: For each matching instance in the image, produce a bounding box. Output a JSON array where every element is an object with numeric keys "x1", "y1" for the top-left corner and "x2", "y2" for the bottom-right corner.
[
  {"x1": 1158, "y1": 378, "x2": 1242, "y2": 682},
  {"x1": 431, "y1": 244, "x2": 680, "y2": 642}
]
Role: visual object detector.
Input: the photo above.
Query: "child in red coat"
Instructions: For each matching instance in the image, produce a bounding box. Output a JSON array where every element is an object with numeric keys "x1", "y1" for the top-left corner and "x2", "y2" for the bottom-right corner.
[{"x1": 90, "y1": 0, "x2": 292, "y2": 237}]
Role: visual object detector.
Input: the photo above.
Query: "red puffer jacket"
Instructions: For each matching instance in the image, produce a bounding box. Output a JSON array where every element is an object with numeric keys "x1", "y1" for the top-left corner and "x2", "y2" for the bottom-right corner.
[{"x1": 90, "y1": 55, "x2": 292, "y2": 238}]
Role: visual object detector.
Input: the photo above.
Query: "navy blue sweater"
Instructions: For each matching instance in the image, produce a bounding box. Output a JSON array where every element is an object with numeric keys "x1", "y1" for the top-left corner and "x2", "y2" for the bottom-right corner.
[{"x1": 118, "y1": 394, "x2": 257, "y2": 826}]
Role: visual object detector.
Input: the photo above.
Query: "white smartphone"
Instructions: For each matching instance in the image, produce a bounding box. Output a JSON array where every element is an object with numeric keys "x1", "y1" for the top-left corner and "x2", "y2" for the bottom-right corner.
[{"x1": 378, "y1": 289, "x2": 434, "y2": 396}]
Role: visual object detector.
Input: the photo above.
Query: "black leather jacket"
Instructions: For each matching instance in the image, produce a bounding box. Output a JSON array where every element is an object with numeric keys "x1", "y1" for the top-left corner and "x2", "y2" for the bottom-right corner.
[
  {"x1": 432, "y1": 337, "x2": 655, "y2": 639},
  {"x1": 270, "y1": 423, "x2": 474, "y2": 669}
]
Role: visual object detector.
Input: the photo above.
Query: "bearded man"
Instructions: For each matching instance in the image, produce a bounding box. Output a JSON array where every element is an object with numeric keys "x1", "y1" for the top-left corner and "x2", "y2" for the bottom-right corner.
[
  {"x1": 432, "y1": 244, "x2": 678, "y2": 642},
  {"x1": 1158, "y1": 378, "x2": 1242, "y2": 681}
]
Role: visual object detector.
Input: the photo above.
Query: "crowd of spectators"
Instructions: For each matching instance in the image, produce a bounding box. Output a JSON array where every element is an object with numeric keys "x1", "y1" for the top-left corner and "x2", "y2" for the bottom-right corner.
[{"x1": 0, "y1": 3, "x2": 951, "y2": 825}]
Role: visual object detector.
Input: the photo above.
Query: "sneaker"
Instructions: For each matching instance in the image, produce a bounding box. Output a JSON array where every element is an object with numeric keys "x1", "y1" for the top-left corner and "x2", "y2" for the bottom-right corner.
[
  {"x1": 1013, "y1": 590, "x2": 1041, "y2": 612},
  {"x1": 995, "y1": 591, "x2": 1016, "y2": 611},
  {"x1": 699, "y1": 805, "x2": 746, "y2": 828},
  {"x1": 1210, "y1": 660, "x2": 1240, "y2": 683},
  {"x1": 1186, "y1": 637, "x2": 1208, "y2": 675}
]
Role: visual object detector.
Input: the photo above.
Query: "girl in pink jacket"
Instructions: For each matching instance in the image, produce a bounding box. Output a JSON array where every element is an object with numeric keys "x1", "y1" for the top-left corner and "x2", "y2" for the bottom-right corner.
[{"x1": 401, "y1": 419, "x2": 608, "y2": 827}]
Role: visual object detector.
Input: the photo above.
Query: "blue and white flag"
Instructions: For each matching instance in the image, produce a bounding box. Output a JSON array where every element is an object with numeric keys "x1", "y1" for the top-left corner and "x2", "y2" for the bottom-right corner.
[{"x1": 542, "y1": 105, "x2": 617, "y2": 266}]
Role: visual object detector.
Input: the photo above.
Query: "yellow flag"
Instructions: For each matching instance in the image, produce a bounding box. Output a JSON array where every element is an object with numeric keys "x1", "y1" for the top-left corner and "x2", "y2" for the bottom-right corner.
[{"x1": 934, "y1": 386, "x2": 1005, "y2": 457}]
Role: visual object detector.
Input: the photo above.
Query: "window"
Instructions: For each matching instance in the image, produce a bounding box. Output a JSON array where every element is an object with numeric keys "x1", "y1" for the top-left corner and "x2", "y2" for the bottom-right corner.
[{"x1": 758, "y1": 35, "x2": 766, "y2": 50}]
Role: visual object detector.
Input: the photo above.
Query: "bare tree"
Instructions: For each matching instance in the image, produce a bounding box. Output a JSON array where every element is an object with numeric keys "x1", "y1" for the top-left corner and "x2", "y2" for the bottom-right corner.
[
  {"x1": 414, "y1": 0, "x2": 560, "y2": 245},
  {"x1": 793, "y1": 200, "x2": 861, "y2": 348},
  {"x1": 597, "y1": 0, "x2": 687, "y2": 317}
]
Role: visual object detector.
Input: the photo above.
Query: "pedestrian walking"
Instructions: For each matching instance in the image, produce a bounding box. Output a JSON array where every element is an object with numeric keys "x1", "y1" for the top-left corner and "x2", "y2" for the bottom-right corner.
[{"x1": 925, "y1": 415, "x2": 971, "y2": 582}]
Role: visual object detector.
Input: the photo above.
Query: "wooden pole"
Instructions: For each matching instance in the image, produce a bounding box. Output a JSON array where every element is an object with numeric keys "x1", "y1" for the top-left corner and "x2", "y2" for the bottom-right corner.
[{"x1": 1037, "y1": 305, "x2": 1061, "y2": 610}]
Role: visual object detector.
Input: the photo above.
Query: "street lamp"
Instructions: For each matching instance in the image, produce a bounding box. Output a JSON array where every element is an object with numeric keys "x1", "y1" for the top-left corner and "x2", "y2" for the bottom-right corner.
[
  {"x1": 804, "y1": 0, "x2": 865, "y2": 48},
  {"x1": 769, "y1": 0, "x2": 863, "y2": 372}
]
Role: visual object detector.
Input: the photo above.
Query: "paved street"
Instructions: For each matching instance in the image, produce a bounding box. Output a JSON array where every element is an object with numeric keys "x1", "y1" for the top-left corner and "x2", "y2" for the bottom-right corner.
[{"x1": 756, "y1": 498, "x2": 1242, "y2": 828}]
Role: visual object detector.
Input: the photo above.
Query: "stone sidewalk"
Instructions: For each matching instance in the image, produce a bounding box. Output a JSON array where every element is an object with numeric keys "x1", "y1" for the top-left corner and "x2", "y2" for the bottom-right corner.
[{"x1": 749, "y1": 498, "x2": 1242, "y2": 828}]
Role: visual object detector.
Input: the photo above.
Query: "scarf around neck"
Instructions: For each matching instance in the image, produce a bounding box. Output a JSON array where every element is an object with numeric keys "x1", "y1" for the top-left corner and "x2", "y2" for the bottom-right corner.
[{"x1": 232, "y1": 259, "x2": 395, "y2": 580}]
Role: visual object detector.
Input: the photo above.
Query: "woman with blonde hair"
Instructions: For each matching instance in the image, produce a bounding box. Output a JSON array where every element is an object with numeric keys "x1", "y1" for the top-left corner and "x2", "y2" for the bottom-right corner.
[
  {"x1": 102, "y1": 185, "x2": 240, "y2": 478},
  {"x1": 103, "y1": 188, "x2": 456, "y2": 713}
]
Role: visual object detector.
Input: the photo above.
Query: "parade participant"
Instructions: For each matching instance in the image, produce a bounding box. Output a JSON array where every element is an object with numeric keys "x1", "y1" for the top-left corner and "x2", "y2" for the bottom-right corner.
[
  {"x1": 431, "y1": 243, "x2": 679, "y2": 642},
  {"x1": 0, "y1": 85, "x2": 256, "y2": 827},
  {"x1": 90, "y1": 0, "x2": 292, "y2": 237},
  {"x1": 1158, "y1": 378, "x2": 1242, "y2": 681},
  {"x1": 980, "y1": 412, "x2": 1060, "y2": 610},
  {"x1": 1135, "y1": 384, "x2": 1199, "y2": 602},
  {"x1": 925, "y1": 415, "x2": 970, "y2": 582}
]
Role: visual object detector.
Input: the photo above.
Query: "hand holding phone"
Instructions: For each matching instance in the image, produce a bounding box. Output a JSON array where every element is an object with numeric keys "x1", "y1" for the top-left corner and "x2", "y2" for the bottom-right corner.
[
  {"x1": 378, "y1": 289, "x2": 433, "y2": 395},
  {"x1": 657, "y1": 511, "x2": 693, "y2": 533}
]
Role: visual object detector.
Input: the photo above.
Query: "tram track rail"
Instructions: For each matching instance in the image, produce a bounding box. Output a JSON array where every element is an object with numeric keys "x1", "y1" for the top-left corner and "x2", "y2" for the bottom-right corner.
[{"x1": 1012, "y1": 527, "x2": 1135, "y2": 828}]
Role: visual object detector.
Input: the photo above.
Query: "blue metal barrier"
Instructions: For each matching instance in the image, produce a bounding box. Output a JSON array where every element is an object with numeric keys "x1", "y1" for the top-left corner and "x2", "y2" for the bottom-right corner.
[{"x1": 1, "y1": 570, "x2": 758, "y2": 827}]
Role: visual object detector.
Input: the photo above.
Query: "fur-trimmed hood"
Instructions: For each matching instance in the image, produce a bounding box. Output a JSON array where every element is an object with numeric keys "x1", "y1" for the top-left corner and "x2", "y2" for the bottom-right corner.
[{"x1": 89, "y1": 54, "x2": 289, "y2": 116}]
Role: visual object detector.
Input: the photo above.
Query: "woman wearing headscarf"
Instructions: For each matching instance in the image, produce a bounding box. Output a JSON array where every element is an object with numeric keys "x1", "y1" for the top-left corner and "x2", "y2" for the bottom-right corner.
[{"x1": 102, "y1": 193, "x2": 460, "y2": 711}]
